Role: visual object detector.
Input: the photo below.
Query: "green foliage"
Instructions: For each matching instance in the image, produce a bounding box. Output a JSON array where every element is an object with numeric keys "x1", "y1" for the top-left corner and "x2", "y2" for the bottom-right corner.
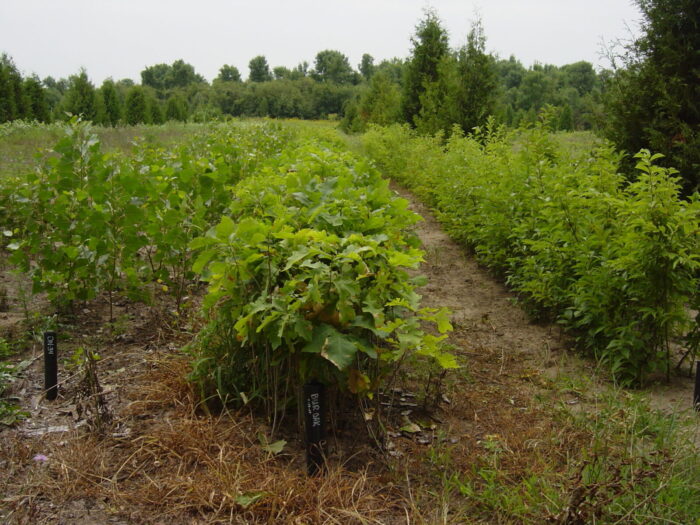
[
  {"x1": 189, "y1": 138, "x2": 453, "y2": 418},
  {"x1": 1, "y1": 118, "x2": 455, "y2": 429},
  {"x1": 62, "y1": 69, "x2": 97, "y2": 121},
  {"x1": 0, "y1": 55, "x2": 19, "y2": 122},
  {"x1": 341, "y1": 72, "x2": 402, "y2": 133},
  {"x1": 452, "y1": 20, "x2": 498, "y2": 133},
  {"x1": 146, "y1": 92, "x2": 165, "y2": 125},
  {"x1": 2, "y1": 119, "x2": 291, "y2": 312},
  {"x1": 402, "y1": 9, "x2": 450, "y2": 126},
  {"x1": 141, "y1": 59, "x2": 205, "y2": 92},
  {"x1": 415, "y1": 18, "x2": 497, "y2": 136},
  {"x1": 23, "y1": 76, "x2": 50, "y2": 123},
  {"x1": 125, "y1": 86, "x2": 147, "y2": 125},
  {"x1": 217, "y1": 64, "x2": 242, "y2": 83},
  {"x1": 248, "y1": 56, "x2": 272, "y2": 83},
  {"x1": 496, "y1": 57, "x2": 602, "y2": 130},
  {"x1": 363, "y1": 122, "x2": 700, "y2": 385},
  {"x1": 359, "y1": 53, "x2": 375, "y2": 80},
  {"x1": 165, "y1": 94, "x2": 188, "y2": 121},
  {"x1": 99, "y1": 79, "x2": 122, "y2": 126},
  {"x1": 311, "y1": 50, "x2": 358, "y2": 84},
  {"x1": 603, "y1": 0, "x2": 700, "y2": 193}
]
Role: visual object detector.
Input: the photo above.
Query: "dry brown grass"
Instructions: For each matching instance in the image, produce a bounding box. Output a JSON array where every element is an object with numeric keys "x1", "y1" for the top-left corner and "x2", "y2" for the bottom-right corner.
[{"x1": 2, "y1": 355, "x2": 413, "y2": 524}]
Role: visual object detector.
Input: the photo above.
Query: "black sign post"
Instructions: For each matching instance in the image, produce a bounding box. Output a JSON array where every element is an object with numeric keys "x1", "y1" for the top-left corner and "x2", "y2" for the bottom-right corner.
[
  {"x1": 44, "y1": 331, "x2": 58, "y2": 400},
  {"x1": 304, "y1": 381, "x2": 326, "y2": 475},
  {"x1": 694, "y1": 361, "x2": 700, "y2": 411}
]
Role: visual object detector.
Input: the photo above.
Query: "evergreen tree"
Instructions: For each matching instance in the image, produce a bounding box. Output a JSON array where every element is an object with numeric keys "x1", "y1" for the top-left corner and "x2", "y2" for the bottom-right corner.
[
  {"x1": 402, "y1": 10, "x2": 449, "y2": 126},
  {"x1": 125, "y1": 86, "x2": 147, "y2": 125},
  {"x1": 165, "y1": 94, "x2": 187, "y2": 121},
  {"x1": 0, "y1": 57, "x2": 18, "y2": 122},
  {"x1": 558, "y1": 104, "x2": 574, "y2": 131},
  {"x1": 147, "y1": 92, "x2": 165, "y2": 124},
  {"x1": 451, "y1": 19, "x2": 498, "y2": 133},
  {"x1": 359, "y1": 71, "x2": 401, "y2": 126},
  {"x1": 63, "y1": 69, "x2": 97, "y2": 120},
  {"x1": 414, "y1": 55, "x2": 458, "y2": 136},
  {"x1": 604, "y1": 0, "x2": 700, "y2": 192},
  {"x1": 100, "y1": 79, "x2": 122, "y2": 126},
  {"x1": 341, "y1": 71, "x2": 401, "y2": 132},
  {"x1": 23, "y1": 76, "x2": 50, "y2": 122}
]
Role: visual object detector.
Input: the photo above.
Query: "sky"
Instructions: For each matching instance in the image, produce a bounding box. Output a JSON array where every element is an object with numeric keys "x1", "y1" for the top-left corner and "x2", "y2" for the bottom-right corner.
[{"x1": 0, "y1": 0, "x2": 643, "y2": 84}]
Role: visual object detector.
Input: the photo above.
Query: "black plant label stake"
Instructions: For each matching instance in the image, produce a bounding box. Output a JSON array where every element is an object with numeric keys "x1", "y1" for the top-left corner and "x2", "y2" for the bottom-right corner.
[
  {"x1": 304, "y1": 381, "x2": 326, "y2": 475},
  {"x1": 694, "y1": 361, "x2": 700, "y2": 412},
  {"x1": 44, "y1": 331, "x2": 58, "y2": 400}
]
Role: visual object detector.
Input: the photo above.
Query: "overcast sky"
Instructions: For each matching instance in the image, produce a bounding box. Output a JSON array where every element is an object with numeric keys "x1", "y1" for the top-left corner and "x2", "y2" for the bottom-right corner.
[{"x1": 0, "y1": 0, "x2": 642, "y2": 84}]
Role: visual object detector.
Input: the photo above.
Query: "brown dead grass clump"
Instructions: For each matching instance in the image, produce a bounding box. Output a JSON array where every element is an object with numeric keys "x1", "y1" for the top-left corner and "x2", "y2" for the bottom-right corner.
[{"x1": 3, "y1": 355, "x2": 410, "y2": 524}]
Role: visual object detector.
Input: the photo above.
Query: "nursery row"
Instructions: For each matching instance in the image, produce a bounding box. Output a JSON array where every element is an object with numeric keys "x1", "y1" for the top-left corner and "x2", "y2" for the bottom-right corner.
[
  {"x1": 0, "y1": 119, "x2": 453, "y2": 417},
  {"x1": 363, "y1": 121, "x2": 700, "y2": 385}
]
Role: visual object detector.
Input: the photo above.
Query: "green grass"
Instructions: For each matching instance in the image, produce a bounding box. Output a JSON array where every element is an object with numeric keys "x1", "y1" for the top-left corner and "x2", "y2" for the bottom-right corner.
[
  {"x1": 421, "y1": 371, "x2": 700, "y2": 524},
  {"x1": 0, "y1": 120, "x2": 211, "y2": 179}
]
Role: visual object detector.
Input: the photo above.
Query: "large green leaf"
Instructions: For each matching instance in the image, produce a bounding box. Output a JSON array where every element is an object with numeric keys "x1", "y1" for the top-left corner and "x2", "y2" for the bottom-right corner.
[{"x1": 302, "y1": 323, "x2": 358, "y2": 370}]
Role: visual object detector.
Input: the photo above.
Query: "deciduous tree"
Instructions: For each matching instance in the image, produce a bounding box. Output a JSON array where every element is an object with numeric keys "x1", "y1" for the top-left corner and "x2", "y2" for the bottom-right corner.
[{"x1": 248, "y1": 56, "x2": 272, "y2": 82}]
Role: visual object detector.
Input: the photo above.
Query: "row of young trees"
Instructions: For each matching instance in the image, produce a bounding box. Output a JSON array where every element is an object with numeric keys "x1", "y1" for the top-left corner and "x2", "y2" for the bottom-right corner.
[{"x1": 0, "y1": 54, "x2": 50, "y2": 123}]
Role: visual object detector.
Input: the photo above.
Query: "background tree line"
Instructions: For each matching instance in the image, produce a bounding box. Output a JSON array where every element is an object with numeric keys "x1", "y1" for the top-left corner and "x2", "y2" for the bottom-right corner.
[
  {"x1": 1, "y1": 1, "x2": 696, "y2": 191},
  {"x1": 0, "y1": 42, "x2": 607, "y2": 131}
]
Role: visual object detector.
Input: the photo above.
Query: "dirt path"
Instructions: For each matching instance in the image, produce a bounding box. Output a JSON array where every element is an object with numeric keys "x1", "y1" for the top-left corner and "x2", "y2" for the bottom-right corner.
[
  {"x1": 389, "y1": 184, "x2": 699, "y2": 498},
  {"x1": 397, "y1": 184, "x2": 567, "y2": 371}
]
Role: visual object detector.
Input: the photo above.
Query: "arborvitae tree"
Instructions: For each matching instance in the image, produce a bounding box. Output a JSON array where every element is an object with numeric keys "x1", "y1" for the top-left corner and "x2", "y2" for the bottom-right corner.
[
  {"x1": 165, "y1": 94, "x2": 187, "y2": 121},
  {"x1": 217, "y1": 64, "x2": 242, "y2": 82},
  {"x1": 362, "y1": 72, "x2": 401, "y2": 124},
  {"x1": 346, "y1": 71, "x2": 401, "y2": 131},
  {"x1": 402, "y1": 10, "x2": 450, "y2": 126},
  {"x1": 604, "y1": 0, "x2": 700, "y2": 193},
  {"x1": 414, "y1": 55, "x2": 458, "y2": 136},
  {"x1": 248, "y1": 56, "x2": 272, "y2": 82},
  {"x1": 100, "y1": 79, "x2": 122, "y2": 126},
  {"x1": 451, "y1": 19, "x2": 498, "y2": 133},
  {"x1": 359, "y1": 53, "x2": 375, "y2": 80},
  {"x1": 558, "y1": 104, "x2": 575, "y2": 131},
  {"x1": 0, "y1": 58, "x2": 18, "y2": 122},
  {"x1": 23, "y1": 76, "x2": 50, "y2": 122},
  {"x1": 147, "y1": 93, "x2": 165, "y2": 124},
  {"x1": 125, "y1": 86, "x2": 147, "y2": 125},
  {"x1": 63, "y1": 69, "x2": 97, "y2": 121}
]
